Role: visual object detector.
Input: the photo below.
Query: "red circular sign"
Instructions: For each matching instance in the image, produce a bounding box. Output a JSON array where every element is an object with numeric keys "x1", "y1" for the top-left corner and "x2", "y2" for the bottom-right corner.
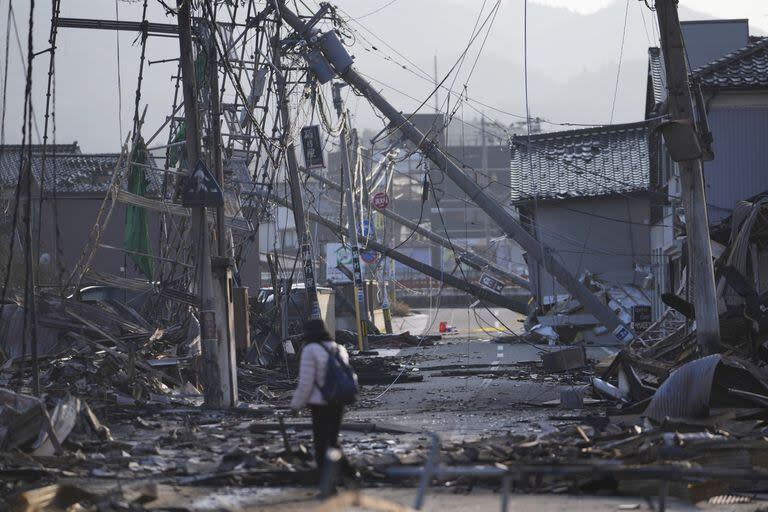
[{"x1": 372, "y1": 191, "x2": 389, "y2": 209}]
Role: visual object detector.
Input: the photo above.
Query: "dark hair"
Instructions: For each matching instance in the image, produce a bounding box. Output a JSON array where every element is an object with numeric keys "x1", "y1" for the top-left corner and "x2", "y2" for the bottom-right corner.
[{"x1": 303, "y1": 319, "x2": 332, "y2": 343}]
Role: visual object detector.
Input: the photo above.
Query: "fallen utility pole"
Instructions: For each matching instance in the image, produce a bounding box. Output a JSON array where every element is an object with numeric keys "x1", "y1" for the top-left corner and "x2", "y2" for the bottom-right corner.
[
  {"x1": 276, "y1": 3, "x2": 629, "y2": 336},
  {"x1": 333, "y1": 83, "x2": 369, "y2": 351},
  {"x1": 302, "y1": 167, "x2": 530, "y2": 290},
  {"x1": 654, "y1": 1, "x2": 721, "y2": 354},
  {"x1": 273, "y1": 25, "x2": 322, "y2": 320},
  {"x1": 251, "y1": 189, "x2": 527, "y2": 313},
  {"x1": 177, "y1": 1, "x2": 231, "y2": 407}
]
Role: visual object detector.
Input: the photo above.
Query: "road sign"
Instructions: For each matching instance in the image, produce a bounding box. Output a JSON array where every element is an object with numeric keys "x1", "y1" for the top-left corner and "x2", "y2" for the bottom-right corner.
[
  {"x1": 359, "y1": 219, "x2": 375, "y2": 238},
  {"x1": 181, "y1": 159, "x2": 224, "y2": 207},
  {"x1": 372, "y1": 191, "x2": 389, "y2": 209},
  {"x1": 612, "y1": 324, "x2": 634, "y2": 343},
  {"x1": 479, "y1": 272, "x2": 504, "y2": 294},
  {"x1": 360, "y1": 250, "x2": 378, "y2": 264}
]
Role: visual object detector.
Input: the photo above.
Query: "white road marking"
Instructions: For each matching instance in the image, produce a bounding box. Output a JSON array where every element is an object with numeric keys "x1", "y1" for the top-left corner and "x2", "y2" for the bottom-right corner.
[{"x1": 482, "y1": 345, "x2": 504, "y2": 389}]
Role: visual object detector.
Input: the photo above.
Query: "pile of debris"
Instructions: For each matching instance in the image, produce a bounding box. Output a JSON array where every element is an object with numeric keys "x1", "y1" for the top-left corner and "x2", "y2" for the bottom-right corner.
[{"x1": 0, "y1": 293, "x2": 198, "y2": 407}]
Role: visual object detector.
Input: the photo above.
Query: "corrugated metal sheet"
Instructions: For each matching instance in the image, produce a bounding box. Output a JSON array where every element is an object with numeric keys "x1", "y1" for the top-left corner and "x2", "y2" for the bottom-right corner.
[
  {"x1": 705, "y1": 107, "x2": 768, "y2": 223},
  {"x1": 644, "y1": 354, "x2": 721, "y2": 422}
]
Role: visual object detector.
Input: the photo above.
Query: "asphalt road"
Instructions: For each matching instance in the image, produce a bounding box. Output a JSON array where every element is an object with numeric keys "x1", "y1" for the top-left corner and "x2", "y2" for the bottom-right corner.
[{"x1": 348, "y1": 333, "x2": 612, "y2": 438}]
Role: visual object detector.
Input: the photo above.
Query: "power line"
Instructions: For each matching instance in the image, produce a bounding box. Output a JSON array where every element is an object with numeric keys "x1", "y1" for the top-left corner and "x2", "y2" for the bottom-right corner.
[
  {"x1": 334, "y1": 5, "x2": 607, "y2": 129},
  {"x1": 372, "y1": 0, "x2": 503, "y2": 143},
  {"x1": 0, "y1": 0, "x2": 12, "y2": 146},
  {"x1": 114, "y1": 0, "x2": 124, "y2": 142},
  {"x1": 352, "y1": 0, "x2": 399, "y2": 21},
  {"x1": 7, "y1": 3, "x2": 41, "y2": 142},
  {"x1": 610, "y1": 0, "x2": 631, "y2": 124}
]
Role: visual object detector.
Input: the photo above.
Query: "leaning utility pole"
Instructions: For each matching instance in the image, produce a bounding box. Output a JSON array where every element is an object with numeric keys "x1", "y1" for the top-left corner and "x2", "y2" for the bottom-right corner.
[
  {"x1": 252, "y1": 189, "x2": 526, "y2": 312},
  {"x1": 655, "y1": 0, "x2": 721, "y2": 354},
  {"x1": 177, "y1": 1, "x2": 227, "y2": 406},
  {"x1": 333, "y1": 83, "x2": 369, "y2": 351},
  {"x1": 276, "y1": 2, "x2": 635, "y2": 343},
  {"x1": 272, "y1": 23, "x2": 322, "y2": 320},
  {"x1": 301, "y1": 167, "x2": 530, "y2": 290}
]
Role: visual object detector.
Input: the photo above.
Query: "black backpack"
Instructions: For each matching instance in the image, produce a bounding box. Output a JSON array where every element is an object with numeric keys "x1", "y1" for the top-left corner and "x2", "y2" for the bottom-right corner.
[{"x1": 316, "y1": 344, "x2": 358, "y2": 405}]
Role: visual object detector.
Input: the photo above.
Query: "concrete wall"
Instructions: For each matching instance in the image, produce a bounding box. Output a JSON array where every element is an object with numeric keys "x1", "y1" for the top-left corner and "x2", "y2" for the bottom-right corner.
[{"x1": 527, "y1": 195, "x2": 651, "y2": 301}]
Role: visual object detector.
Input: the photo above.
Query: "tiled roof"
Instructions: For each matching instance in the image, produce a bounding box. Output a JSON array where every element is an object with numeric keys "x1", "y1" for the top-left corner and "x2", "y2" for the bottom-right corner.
[
  {"x1": 647, "y1": 47, "x2": 667, "y2": 114},
  {"x1": 692, "y1": 36, "x2": 768, "y2": 89},
  {"x1": 0, "y1": 145, "x2": 160, "y2": 194},
  {"x1": 510, "y1": 121, "x2": 652, "y2": 202}
]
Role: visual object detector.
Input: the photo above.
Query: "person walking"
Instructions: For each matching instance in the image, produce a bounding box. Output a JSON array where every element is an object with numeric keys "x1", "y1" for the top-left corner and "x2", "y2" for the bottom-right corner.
[{"x1": 290, "y1": 319, "x2": 358, "y2": 483}]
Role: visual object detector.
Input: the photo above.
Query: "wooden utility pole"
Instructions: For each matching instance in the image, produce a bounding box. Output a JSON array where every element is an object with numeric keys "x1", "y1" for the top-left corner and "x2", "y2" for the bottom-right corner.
[
  {"x1": 272, "y1": 25, "x2": 322, "y2": 321},
  {"x1": 654, "y1": 0, "x2": 721, "y2": 354},
  {"x1": 333, "y1": 83, "x2": 369, "y2": 351},
  {"x1": 276, "y1": 2, "x2": 636, "y2": 344},
  {"x1": 177, "y1": 1, "x2": 228, "y2": 406}
]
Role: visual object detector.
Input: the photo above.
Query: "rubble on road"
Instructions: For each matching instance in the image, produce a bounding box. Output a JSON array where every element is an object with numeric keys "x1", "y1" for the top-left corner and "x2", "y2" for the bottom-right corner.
[{"x1": 4, "y1": 280, "x2": 768, "y2": 510}]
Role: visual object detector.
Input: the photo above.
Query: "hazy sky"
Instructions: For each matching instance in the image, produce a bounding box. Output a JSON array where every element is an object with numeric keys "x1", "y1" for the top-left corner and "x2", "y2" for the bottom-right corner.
[
  {"x1": 1, "y1": 0, "x2": 767, "y2": 153},
  {"x1": 535, "y1": 0, "x2": 768, "y2": 19}
]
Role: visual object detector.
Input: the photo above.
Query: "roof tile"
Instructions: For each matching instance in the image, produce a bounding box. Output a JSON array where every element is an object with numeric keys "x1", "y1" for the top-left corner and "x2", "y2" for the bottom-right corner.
[{"x1": 510, "y1": 121, "x2": 652, "y2": 202}]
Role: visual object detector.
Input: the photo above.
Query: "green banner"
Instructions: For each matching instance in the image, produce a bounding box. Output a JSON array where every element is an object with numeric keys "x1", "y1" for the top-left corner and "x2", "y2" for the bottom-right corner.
[{"x1": 124, "y1": 138, "x2": 154, "y2": 281}]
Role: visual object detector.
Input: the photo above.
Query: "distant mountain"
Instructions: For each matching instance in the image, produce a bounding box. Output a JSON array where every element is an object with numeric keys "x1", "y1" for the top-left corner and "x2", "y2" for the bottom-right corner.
[
  {"x1": 1, "y1": 0, "x2": 756, "y2": 151},
  {"x1": 337, "y1": 0, "x2": 722, "y2": 132}
]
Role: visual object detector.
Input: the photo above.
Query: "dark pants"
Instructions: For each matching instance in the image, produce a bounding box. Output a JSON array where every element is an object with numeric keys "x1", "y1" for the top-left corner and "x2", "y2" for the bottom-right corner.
[{"x1": 310, "y1": 404, "x2": 344, "y2": 472}]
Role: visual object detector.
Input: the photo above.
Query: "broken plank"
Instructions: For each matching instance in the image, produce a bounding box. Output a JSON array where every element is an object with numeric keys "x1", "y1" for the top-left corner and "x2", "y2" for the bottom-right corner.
[{"x1": 65, "y1": 310, "x2": 181, "y2": 386}]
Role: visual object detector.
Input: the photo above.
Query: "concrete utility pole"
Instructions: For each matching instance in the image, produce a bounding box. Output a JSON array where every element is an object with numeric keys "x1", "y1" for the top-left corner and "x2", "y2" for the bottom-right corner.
[
  {"x1": 333, "y1": 83, "x2": 369, "y2": 351},
  {"x1": 208, "y1": 28, "x2": 227, "y2": 258},
  {"x1": 276, "y1": 2, "x2": 634, "y2": 343},
  {"x1": 272, "y1": 24, "x2": 322, "y2": 320},
  {"x1": 654, "y1": 0, "x2": 721, "y2": 354},
  {"x1": 302, "y1": 167, "x2": 530, "y2": 290},
  {"x1": 177, "y1": 1, "x2": 228, "y2": 406},
  {"x1": 252, "y1": 189, "x2": 526, "y2": 313}
]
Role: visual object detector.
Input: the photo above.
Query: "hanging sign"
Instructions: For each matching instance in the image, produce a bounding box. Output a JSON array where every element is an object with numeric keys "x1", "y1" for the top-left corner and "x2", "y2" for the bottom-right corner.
[
  {"x1": 300, "y1": 125, "x2": 325, "y2": 169},
  {"x1": 181, "y1": 159, "x2": 224, "y2": 207},
  {"x1": 372, "y1": 191, "x2": 389, "y2": 209},
  {"x1": 479, "y1": 272, "x2": 504, "y2": 294}
]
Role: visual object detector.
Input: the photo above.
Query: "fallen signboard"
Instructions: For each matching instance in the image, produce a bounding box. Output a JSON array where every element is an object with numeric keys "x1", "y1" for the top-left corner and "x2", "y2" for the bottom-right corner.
[{"x1": 479, "y1": 272, "x2": 504, "y2": 294}]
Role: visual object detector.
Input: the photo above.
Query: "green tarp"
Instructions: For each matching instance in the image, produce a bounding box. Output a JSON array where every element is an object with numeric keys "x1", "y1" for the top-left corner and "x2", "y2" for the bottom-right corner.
[{"x1": 124, "y1": 138, "x2": 154, "y2": 281}]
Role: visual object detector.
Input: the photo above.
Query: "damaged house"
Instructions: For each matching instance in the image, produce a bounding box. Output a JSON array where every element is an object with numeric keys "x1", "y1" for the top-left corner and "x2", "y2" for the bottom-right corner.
[
  {"x1": 0, "y1": 143, "x2": 159, "y2": 287},
  {"x1": 647, "y1": 19, "x2": 768, "y2": 319},
  {"x1": 510, "y1": 121, "x2": 654, "y2": 343}
]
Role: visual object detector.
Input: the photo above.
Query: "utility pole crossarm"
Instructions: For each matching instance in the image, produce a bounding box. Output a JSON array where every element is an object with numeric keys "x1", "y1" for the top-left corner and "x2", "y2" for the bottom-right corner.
[{"x1": 275, "y1": 1, "x2": 635, "y2": 343}]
